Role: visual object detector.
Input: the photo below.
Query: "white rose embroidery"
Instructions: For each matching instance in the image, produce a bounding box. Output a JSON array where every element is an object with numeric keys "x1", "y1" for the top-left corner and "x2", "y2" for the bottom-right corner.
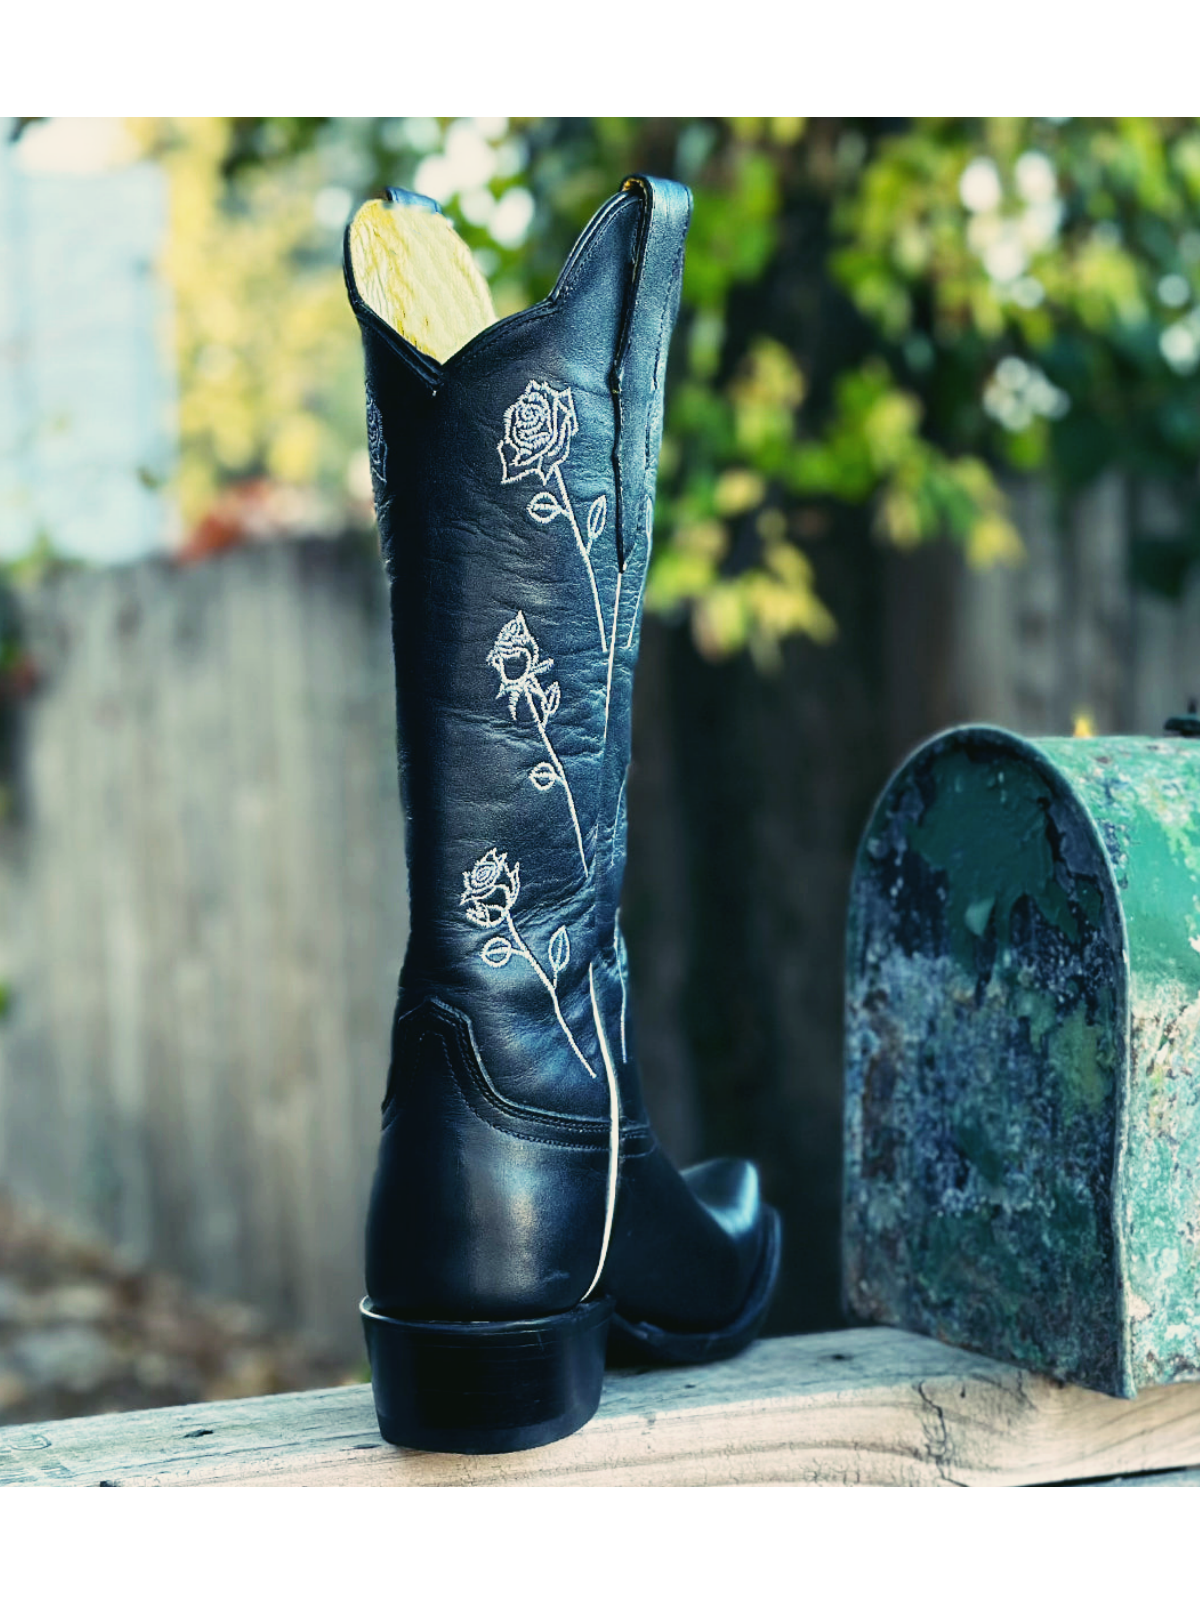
[
  {"x1": 459, "y1": 848, "x2": 520, "y2": 930},
  {"x1": 498, "y1": 379, "x2": 609, "y2": 655},
  {"x1": 498, "y1": 381, "x2": 577, "y2": 484},
  {"x1": 460, "y1": 848, "x2": 595, "y2": 1079},
  {"x1": 366, "y1": 392, "x2": 387, "y2": 485},
  {"x1": 487, "y1": 612, "x2": 558, "y2": 722},
  {"x1": 486, "y1": 613, "x2": 586, "y2": 874}
]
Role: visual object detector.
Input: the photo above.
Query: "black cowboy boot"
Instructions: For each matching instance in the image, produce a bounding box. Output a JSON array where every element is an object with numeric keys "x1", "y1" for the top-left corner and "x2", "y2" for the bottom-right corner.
[{"x1": 345, "y1": 174, "x2": 781, "y2": 1454}]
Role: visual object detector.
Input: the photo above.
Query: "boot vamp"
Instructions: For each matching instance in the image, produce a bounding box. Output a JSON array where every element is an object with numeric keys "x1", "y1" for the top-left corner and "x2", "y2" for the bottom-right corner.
[
  {"x1": 679, "y1": 1157, "x2": 762, "y2": 1250},
  {"x1": 600, "y1": 1143, "x2": 767, "y2": 1333}
]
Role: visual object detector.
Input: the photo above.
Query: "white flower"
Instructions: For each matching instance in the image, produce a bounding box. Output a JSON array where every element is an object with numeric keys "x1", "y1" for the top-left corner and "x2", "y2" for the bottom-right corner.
[
  {"x1": 498, "y1": 380, "x2": 577, "y2": 484},
  {"x1": 486, "y1": 612, "x2": 559, "y2": 719},
  {"x1": 460, "y1": 848, "x2": 520, "y2": 928}
]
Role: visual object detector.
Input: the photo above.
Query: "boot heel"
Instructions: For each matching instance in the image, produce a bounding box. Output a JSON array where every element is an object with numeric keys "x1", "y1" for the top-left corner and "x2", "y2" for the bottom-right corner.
[{"x1": 360, "y1": 1295, "x2": 613, "y2": 1454}]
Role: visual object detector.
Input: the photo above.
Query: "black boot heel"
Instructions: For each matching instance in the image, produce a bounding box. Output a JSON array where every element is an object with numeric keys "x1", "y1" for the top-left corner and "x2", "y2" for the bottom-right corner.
[{"x1": 360, "y1": 1295, "x2": 614, "y2": 1454}]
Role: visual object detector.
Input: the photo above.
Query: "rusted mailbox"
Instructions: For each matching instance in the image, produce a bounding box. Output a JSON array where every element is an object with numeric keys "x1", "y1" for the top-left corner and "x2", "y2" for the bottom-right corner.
[{"x1": 844, "y1": 725, "x2": 1200, "y2": 1398}]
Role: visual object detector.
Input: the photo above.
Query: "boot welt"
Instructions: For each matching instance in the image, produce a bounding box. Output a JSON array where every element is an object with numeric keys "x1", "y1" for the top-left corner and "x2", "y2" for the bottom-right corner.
[{"x1": 606, "y1": 1207, "x2": 783, "y2": 1367}]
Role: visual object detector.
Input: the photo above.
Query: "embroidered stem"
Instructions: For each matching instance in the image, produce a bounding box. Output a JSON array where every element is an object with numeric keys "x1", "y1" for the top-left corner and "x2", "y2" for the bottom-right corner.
[
  {"x1": 615, "y1": 920, "x2": 629, "y2": 1065},
  {"x1": 526, "y1": 686, "x2": 588, "y2": 874},
  {"x1": 504, "y1": 912, "x2": 597, "y2": 1079},
  {"x1": 625, "y1": 497, "x2": 654, "y2": 649},
  {"x1": 550, "y1": 463, "x2": 606, "y2": 653},
  {"x1": 604, "y1": 567, "x2": 622, "y2": 739},
  {"x1": 612, "y1": 773, "x2": 627, "y2": 871},
  {"x1": 584, "y1": 961, "x2": 622, "y2": 1299},
  {"x1": 626, "y1": 565, "x2": 647, "y2": 649}
]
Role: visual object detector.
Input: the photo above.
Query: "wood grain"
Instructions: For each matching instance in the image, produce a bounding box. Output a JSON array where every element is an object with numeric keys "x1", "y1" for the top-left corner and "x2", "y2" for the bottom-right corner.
[{"x1": 3, "y1": 1328, "x2": 1200, "y2": 1488}]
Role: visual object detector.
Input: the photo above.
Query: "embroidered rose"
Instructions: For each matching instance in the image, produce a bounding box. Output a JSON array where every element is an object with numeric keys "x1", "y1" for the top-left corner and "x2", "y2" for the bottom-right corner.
[
  {"x1": 498, "y1": 380, "x2": 577, "y2": 484},
  {"x1": 366, "y1": 393, "x2": 387, "y2": 484},
  {"x1": 487, "y1": 612, "x2": 559, "y2": 721},
  {"x1": 460, "y1": 849, "x2": 520, "y2": 928}
]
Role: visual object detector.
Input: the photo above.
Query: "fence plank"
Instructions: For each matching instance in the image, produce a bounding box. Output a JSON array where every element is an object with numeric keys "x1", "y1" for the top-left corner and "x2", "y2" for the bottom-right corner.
[{"x1": 1064, "y1": 475, "x2": 1132, "y2": 733}]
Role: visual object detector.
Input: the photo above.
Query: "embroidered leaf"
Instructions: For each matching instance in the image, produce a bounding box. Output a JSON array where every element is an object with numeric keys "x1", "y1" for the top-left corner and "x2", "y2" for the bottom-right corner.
[
  {"x1": 542, "y1": 682, "x2": 561, "y2": 719},
  {"x1": 527, "y1": 492, "x2": 563, "y2": 524},
  {"x1": 587, "y1": 495, "x2": 607, "y2": 542},
  {"x1": 548, "y1": 926, "x2": 570, "y2": 976},
  {"x1": 530, "y1": 761, "x2": 559, "y2": 792},
  {"x1": 481, "y1": 936, "x2": 515, "y2": 968}
]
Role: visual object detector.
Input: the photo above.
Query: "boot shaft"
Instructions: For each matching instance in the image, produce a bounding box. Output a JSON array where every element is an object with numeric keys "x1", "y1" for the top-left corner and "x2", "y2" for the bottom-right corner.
[{"x1": 346, "y1": 176, "x2": 691, "y2": 1123}]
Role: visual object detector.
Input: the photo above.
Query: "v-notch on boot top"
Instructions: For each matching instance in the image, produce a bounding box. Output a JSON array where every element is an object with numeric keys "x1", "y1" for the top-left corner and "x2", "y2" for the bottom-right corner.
[{"x1": 345, "y1": 174, "x2": 782, "y2": 1455}]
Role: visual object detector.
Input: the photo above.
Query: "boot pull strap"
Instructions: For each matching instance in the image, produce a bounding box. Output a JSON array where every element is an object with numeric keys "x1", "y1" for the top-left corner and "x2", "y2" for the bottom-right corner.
[{"x1": 609, "y1": 174, "x2": 693, "y2": 570}]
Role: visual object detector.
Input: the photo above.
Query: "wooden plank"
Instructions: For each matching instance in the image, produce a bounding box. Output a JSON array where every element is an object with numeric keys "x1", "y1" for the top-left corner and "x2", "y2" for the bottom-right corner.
[
  {"x1": 296, "y1": 547, "x2": 380, "y2": 1357},
  {"x1": 1065, "y1": 475, "x2": 1131, "y2": 733},
  {"x1": 1009, "y1": 476, "x2": 1069, "y2": 734},
  {"x1": 953, "y1": 475, "x2": 1066, "y2": 736},
  {"x1": 65, "y1": 567, "x2": 119, "y2": 1239},
  {"x1": 35, "y1": 570, "x2": 97, "y2": 1226},
  {"x1": 134, "y1": 557, "x2": 194, "y2": 1273},
  {"x1": 1131, "y1": 589, "x2": 1183, "y2": 736},
  {"x1": 259, "y1": 544, "x2": 324, "y2": 1338},
  {"x1": 221, "y1": 548, "x2": 291, "y2": 1326},
  {"x1": 1179, "y1": 561, "x2": 1200, "y2": 715},
  {"x1": 3, "y1": 1328, "x2": 1200, "y2": 1488},
  {"x1": 0, "y1": 583, "x2": 61, "y2": 1207},
  {"x1": 99, "y1": 562, "x2": 155, "y2": 1266},
  {"x1": 156, "y1": 555, "x2": 244, "y2": 1296}
]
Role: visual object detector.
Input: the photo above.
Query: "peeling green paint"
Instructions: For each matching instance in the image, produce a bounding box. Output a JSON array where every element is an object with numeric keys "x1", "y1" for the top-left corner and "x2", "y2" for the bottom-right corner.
[
  {"x1": 905, "y1": 748, "x2": 1081, "y2": 954},
  {"x1": 845, "y1": 726, "x2": 1200, "y2": 1398}
]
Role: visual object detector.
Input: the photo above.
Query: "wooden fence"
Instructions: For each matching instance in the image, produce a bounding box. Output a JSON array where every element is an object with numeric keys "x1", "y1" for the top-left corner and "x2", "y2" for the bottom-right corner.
[
  {"x1": 0, "y1": 540, "x2": 407, "y2": 1360},
  {"x1": 1, "y1": 483, "x2": 1199, "y2": 1362},
  {"x1": 951, "y1": 475, "x2": 1200, "y2": 738}
]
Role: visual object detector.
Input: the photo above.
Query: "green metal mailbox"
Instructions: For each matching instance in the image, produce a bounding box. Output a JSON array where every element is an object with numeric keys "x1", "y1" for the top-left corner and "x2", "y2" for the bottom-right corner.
[{"x1": 844, "y1": 726, "x2": 1200, "y2": 1398}]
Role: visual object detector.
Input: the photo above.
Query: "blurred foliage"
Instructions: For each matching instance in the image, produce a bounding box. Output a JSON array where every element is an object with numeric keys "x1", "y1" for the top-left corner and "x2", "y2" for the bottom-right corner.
[
  {"x1": 121, "y1": 118, "x2": 1200, "y2": 665},
  {"x1": 128, "y1": 119, "x2": 366, "y2": 528}
]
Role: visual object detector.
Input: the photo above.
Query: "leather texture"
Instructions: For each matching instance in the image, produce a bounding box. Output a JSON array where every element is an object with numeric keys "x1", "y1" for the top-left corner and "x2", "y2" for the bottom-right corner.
[{"x1": 347, "y1": 175, "x2": 777, "y2": 1337}]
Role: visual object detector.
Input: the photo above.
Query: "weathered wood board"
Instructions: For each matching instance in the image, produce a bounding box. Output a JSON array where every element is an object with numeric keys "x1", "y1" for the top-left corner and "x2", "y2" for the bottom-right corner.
[{"x1": 3, "y1": 1328, "x2": 1200, "y2": 1488}]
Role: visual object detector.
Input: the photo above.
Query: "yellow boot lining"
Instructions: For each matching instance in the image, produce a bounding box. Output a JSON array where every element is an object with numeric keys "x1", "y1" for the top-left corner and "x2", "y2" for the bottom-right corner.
[{"x1": 348, "y1": 198, "x2": 497, "y2": 363}]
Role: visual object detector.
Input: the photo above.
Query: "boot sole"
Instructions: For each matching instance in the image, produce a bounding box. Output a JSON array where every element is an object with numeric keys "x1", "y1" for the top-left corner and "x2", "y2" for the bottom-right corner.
[
  {"x1": 360, "y1": 1294, "x2": 614, "y2": 1454},
  {"x1": 605, "y1": 1206, "x2": 784, "y2": 1366}
]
